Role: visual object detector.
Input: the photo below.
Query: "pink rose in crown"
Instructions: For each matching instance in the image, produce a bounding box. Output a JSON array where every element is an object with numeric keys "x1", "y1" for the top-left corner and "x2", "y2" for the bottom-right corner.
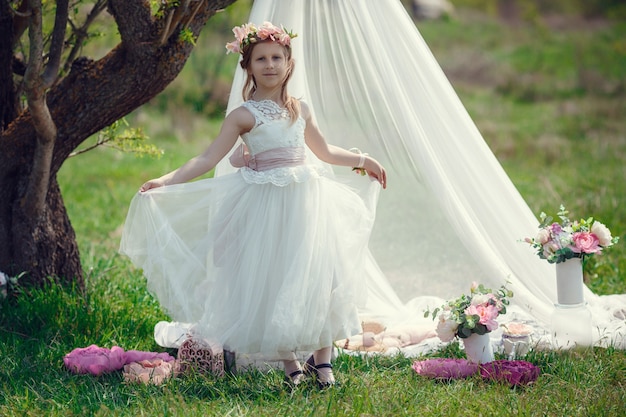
[
  {"x1": 225, "y1": 41, "x2": 239, "y2": 54},
  {"x1": 278, "y1": 32, "x2": 291, "y2": 45},
  {"x1": 257, "y1": 22, "x2": 280, "y2": 40},
  {"x1": 225, "y1": 22, "x2": 296, "y2": 55},
  {"x1": 232, "y1": 26, "x2": 247, "y2": 43}
]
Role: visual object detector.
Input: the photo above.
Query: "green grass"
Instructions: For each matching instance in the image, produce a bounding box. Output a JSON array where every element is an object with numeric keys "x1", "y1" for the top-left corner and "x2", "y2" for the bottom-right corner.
[
  {"x1": 2, "y1": 277, "x2": 626, "y2": 417},
  {"x1": 2, "y1": 8, "x2": 626, "y2": 417},
  {"x1": 2, "y1": 281, "x2": 625, "y2": 417}
]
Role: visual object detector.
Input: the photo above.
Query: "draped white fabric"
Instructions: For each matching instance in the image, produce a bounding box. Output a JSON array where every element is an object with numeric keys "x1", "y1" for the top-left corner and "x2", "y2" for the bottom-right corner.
[{"x1": 217, "y1": 0, "x2": 625, "y2": 348}]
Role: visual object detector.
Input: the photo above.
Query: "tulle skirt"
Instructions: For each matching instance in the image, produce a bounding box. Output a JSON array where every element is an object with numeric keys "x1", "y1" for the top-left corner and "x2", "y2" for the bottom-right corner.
[{"x1": 120, "y1": 166, "x2": 381, "y2": 358}]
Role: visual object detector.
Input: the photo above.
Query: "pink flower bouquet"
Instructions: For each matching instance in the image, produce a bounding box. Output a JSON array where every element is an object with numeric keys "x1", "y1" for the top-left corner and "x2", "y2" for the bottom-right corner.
[
  {"x1": 425, "y1": 282, "x2": 513, "y2": 342},
  {"x1": 524, "y1": 205, "x2": 619, "y2": 264}
]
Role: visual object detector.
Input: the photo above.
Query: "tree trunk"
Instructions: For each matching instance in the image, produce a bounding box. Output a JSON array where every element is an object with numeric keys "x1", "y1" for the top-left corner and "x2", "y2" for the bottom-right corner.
[
  {"x1": 0, "y1": 0, "x2": 237, "y2": 288},
  {"x1": 11, "y1": 177, "x2": 82, "y2": 288},
  {"x1": 0, "y1": 0, "x2": 17, "y2": 130}
]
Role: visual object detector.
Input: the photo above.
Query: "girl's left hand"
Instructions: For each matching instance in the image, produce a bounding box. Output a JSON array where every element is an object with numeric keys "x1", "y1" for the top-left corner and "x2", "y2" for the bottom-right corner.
[{"x1": 362, "y1": 156, "x2": 387, "y2": 189}]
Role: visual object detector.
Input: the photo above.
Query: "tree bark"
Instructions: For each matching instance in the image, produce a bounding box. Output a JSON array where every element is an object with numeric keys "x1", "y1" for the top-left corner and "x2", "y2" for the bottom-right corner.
[
  {"x1": 0, "y1": 0, "x2": 18, "y2": 130},
  {"x1": 0, "y1": 0, "x2": 237, "y2": 288}
]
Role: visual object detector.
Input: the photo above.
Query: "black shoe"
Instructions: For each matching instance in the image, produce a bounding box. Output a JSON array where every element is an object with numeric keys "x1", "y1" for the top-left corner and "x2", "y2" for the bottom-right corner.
[
  {"x1": 303, "y1": 355, "x2": 338, "y2": 389},
  {"x1": 284, "y1": 369, "x2": 305, "y2": 387},
  {"x1": 303, "y1": 354, "x2": 317, "y2": 377},
  {"x1": 313, "y1": 363, "x2": 336, "y2": 389}
]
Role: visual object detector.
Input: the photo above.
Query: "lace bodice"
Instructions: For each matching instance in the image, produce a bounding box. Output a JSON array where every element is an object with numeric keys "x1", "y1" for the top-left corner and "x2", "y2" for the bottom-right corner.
[
  {"x1": 241, "y1": 100, "x2": 305, "y2": 155},
  {"x1": 238, "y1": 100, "x2": 324, "y2": 186}
]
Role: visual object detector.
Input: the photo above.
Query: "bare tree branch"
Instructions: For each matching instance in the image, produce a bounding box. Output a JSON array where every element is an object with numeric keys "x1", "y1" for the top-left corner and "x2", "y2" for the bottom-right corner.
[
  {"x1": 42, "y1": 0, "x2": 69, "y2": 88},
  {"x1": 159, "y1": 0, "x2": 212, "y2": 45},
  {"x1": 62, "y1": 0, "x2": 107, "y2": 76},
  {"x1": 160, "y1": 0, "x2": 191, "y2": 45},
  {"x1": 11, "y1": 0, "x2": 30, "y2": 46},
  {"x1": 185, "y1": 0, "x2": 207, "y2": 29}
]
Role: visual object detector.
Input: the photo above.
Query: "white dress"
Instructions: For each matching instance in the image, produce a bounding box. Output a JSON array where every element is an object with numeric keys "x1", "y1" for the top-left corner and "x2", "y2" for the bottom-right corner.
[{"x1": 120, "y1": 99, "x2": 382, "y2": 358}]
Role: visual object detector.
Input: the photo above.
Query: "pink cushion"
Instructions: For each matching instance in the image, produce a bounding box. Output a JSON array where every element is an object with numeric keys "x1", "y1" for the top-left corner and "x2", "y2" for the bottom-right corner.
[
  {"x1": 63, "y1": 345, "x2": 175, "y2": 376},
  {"x1": 412, "y1": 358, "x2": 479, "y2": 379}
]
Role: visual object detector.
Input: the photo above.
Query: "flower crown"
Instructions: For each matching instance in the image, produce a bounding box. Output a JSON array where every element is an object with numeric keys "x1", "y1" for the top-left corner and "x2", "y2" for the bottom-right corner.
[{"x1": 225, "y1": 22, "x2": 297, "y2": 55}]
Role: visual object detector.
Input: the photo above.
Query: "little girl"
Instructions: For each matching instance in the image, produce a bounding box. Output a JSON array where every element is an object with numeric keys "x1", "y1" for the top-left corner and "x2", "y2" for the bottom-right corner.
[{"x1": 120, "y1": 22, "x2": 386, "y2": 388}]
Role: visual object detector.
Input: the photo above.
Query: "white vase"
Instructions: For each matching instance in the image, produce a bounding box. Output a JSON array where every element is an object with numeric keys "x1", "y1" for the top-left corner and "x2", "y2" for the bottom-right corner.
[
  {"x1": 551, "y1": 303, "x2": 593, "y2": 349},
  {"x1": 552, "y1": 257, "x2": 593, "y2": 348},
  {"x1": 555, "y1": 257, "x2": 584, "y2": 305},
  {"x1": 502, "y1": 334, "x2": 531, "y2": 359},
  {"x1": 462, "y1": 333, "x2": 494, "y2": 364}
]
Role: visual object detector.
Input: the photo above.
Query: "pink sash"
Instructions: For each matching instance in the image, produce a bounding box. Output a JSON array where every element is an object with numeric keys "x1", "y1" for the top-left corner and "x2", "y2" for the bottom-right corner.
[{"x1": 229, "y1": 145, "x2": 306, "y2": 171}]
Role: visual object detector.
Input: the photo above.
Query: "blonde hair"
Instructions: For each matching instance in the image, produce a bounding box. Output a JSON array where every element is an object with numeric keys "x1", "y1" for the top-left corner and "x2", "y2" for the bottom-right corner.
[{"x1": 239, "y1": 41, "x2": 300, "y2": 123}]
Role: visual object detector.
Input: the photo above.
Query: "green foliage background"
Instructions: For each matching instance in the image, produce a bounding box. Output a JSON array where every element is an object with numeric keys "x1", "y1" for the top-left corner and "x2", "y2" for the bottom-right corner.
[{"x1": 121, "y1": 0, "x2": 626, "y2": 293}]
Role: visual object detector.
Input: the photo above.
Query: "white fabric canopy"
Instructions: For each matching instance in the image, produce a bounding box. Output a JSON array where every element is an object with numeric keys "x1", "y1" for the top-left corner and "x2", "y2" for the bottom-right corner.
[{"x1": 214, "y1": 0, "x2": 625, "y2": 350}]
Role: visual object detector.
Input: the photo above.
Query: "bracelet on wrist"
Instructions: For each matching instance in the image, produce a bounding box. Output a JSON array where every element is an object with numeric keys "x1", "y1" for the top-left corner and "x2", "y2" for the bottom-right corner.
[{"x1": 349, "y1": 148, "x2": 368, "y2": 176}]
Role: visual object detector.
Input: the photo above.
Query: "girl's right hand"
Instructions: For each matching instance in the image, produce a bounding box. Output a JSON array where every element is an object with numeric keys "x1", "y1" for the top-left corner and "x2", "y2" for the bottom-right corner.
[{"x1": 140, "y1": 179, "x2": 165, "y2": 192}]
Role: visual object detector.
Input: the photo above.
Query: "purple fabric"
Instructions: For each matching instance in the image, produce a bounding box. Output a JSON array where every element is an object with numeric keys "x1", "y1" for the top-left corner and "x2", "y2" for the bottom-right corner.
[
  {"x1": 63, "y1": 344, "x2": 175, "y2": 376},
  {"x1": 413, "y1": 358, "x2": 540, "y2": 386},
  {"x1": 480, "y1": 360, "x2": 541, "y2": 386}
]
